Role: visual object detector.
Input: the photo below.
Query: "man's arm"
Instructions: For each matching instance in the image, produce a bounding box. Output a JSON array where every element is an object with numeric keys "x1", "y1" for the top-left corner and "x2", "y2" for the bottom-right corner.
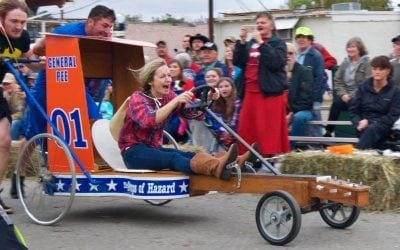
[
  {"x1": 21, "y1": 38, "x2": 45, "y2": 71},
  {"x1": 32, "y1": 38, "x2": 45, "y2": 57}
]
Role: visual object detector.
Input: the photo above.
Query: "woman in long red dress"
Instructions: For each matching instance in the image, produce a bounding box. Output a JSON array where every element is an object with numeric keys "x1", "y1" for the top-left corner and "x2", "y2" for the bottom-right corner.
[{"x1": 233, "y1": 12, "x2": 290, "y2": 155}]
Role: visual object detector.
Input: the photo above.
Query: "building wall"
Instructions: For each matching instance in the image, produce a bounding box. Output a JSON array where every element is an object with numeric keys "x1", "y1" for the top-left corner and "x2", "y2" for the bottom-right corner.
[{"x1": 125, "y1": 23, "x2": 208, "y2": 61}]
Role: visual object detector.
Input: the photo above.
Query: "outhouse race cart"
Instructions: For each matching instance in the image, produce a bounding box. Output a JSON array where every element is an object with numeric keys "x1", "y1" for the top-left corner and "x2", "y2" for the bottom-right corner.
[{"x1": 7, "y1": 34, "x2": 369, "y2": 246}]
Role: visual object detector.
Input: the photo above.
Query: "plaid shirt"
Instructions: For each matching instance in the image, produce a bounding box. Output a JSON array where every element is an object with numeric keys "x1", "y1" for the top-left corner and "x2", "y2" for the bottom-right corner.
[
  {"x1": 118, "y1": 91, "x2": 176, "y2": 151},
  {"x1": 207, "y1": 98, "x2": 241, "y2": 132}
]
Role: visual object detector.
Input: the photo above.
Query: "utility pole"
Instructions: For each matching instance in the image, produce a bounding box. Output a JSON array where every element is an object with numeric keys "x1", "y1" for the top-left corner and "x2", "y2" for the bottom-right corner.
[{"x1": 208, "y1": 0, "x2": 214, "y2": 42}]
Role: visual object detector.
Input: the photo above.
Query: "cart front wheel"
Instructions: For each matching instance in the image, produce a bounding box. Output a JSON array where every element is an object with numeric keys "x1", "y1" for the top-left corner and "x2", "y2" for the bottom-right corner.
[
  {"x1": 256, "y1": 190, "x2": 301, "y2": 246},
  {"x1": 319, "y1": 202, "x2": 360, "y2": 229},
  {"x1": 16, "y1": 133, "x2": 76, "y2": 225}
]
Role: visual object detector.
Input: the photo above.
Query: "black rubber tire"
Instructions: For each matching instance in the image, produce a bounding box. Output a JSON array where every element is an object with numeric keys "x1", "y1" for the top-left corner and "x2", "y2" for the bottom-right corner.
[
  {"x1": 319, "y1": 202, "x2": 360, "y2": 229},
  {"x1": 143, "y1": 199, "x2": 173, "y2": 206},
  {"x1": 255, "y1": 190, "x2": 302, "y2": 246}
]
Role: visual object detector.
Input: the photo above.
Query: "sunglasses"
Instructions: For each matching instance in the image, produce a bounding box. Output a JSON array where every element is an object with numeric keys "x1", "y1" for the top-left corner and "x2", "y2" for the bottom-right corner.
[
  {"x1": 2, "y1": 82, "x2": 11, "y2": 85},
  {"x1": 287, "y1": 52, "x2": 295, "y2": 55},
  {"x1": 15, "y1": 65, "x2": 25, "y2": 69}
]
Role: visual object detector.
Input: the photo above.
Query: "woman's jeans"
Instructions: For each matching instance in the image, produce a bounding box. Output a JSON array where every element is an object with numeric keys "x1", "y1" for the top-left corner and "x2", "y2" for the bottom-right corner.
[
  {"x1": 306, "y1": 102, "x2": 323, "y2": 137},
  {"x1": 290, "y1": 110, "x2": 313, "y2": 148},
  {"x1": 121, "y1": 144, "x2": 195, "y2": 174}
]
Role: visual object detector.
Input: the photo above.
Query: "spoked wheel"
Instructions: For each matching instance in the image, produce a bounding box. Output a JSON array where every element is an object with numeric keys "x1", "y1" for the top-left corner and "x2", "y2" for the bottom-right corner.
[
  {"x1": 319, "y1": 202, "x2": 360, "y2": 229},
  {"x1": 256, "y1": 190, "x2": 302, "y2": 246},
  {"x1": 16, "y1": 133, "x2": 76, "y2": 225},
  {"x1": 162, "y1": 130, "x2": 179, "y2": 149},
  {"x1": 180, "y1": 85, "x2": 215, "y2": 119},
  {"x1": 143, "y1": 131, "x2": 177, "y2": 206}
]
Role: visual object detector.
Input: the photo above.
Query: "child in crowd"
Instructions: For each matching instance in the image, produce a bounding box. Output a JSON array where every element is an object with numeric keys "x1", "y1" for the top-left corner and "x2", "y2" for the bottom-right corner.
[{"x1": 207, "y1": 77, "x2": 241, "y2": 148}]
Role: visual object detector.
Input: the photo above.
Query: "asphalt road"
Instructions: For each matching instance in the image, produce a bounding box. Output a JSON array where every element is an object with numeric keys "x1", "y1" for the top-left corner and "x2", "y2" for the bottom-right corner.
[{"x1": 2, "y1": 181, "x2": 400, "y2": 250}]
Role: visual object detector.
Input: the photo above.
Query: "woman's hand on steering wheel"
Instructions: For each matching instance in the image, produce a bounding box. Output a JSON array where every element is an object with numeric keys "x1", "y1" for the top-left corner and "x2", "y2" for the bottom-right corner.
[
  {"x1": 179, "y1": 85, "x2": 217, "y2": 120},
  {"x1": 175, "y1": 90, "x2": 194, "y2": 105},
  {"x1": 208, "y1": 87, "x2": 220, "y2": 101}
]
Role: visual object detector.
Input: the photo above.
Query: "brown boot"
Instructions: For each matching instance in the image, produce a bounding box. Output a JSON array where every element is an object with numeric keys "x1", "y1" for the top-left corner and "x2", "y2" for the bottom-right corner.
[
  {"x1": 190, "y1": 144, "x2": 238, "y2": 180},
  {"x1": 236, "y1": 143, "x2": 259, "y2": 173}
]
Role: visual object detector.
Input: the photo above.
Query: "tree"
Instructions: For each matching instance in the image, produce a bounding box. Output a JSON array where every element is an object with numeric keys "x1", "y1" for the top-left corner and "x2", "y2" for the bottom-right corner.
[
  {"x1": 151, "y1": 14, "x2": 185, "y2": 24},
  {"x1": 125, "y1": 14, "x2": 143, "y2": 23},
  {"x1": 289, "y1": 0, "x2": 390, "y2": 10}
]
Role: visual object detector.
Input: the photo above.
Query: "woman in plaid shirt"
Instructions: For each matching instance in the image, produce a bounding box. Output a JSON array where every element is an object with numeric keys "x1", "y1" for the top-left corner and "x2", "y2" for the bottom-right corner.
[{"x1": 118, "y1": 59, "x2": 242, "y2": 180}]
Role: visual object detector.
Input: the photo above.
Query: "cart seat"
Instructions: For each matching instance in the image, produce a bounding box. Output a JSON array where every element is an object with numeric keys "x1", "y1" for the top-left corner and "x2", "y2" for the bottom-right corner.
[{"x1": 91, "y1": 119, "x2": 155, "y2": 173}]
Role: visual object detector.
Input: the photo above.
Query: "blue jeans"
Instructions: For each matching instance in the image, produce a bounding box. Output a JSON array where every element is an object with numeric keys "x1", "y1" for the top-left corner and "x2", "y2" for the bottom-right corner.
[
  {"x1": 11, "y1": 119, "x2": 24, "y2": 140},
  {"x1": 290, "y1": 111, "x2": 313, "y2": 136},
  {"x1": 306, "y1": 102, "x2": 323, "y2": 137},
  {"x1": 121, "y1": 144, "x2": 195, "y2": 174},
  {"x1": 290, "y1": 110, "x2": 313, "y2": 149}
]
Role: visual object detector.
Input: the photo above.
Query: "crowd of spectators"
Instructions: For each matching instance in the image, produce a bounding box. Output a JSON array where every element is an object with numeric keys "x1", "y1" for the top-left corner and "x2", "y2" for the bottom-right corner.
[{"x1": 149, "y1": 14, "x2": 399, "y2": 154}]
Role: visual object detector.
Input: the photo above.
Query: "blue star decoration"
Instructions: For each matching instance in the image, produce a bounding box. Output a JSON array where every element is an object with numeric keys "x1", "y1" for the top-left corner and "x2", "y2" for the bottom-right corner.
[
  {"x1": 106, "y1": 179, "x2": 117, "y2": 191},
  {"x1": 179, "y1": 181, "x2": 188, "y2": 193},
  {"x1": 56, "y1": 179, "x2": 65, "y2": 191}
]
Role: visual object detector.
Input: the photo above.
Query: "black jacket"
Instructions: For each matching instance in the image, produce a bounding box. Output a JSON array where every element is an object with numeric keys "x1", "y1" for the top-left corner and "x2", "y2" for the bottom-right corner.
[
  {"x1": 233, "y1": 36, "x2": 287, "y2": 99},
  {"x1": 349, "y1": 78, "x2": 400, "y2": 129},
  {"x1": 288, "y1": 62, "x2": 313, "y2": 113}
]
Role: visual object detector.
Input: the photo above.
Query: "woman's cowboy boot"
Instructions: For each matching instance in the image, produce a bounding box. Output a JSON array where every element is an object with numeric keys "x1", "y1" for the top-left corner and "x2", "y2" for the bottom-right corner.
[
  {"x1": 214, "y1": 143, "x2": 259, "y2": 173},
  {"x1": 236, "y1": 143, "x2": 260, "y2": 173},
  {"x1": 190, "y1": 144, "x2": 238, "y2": 180}
]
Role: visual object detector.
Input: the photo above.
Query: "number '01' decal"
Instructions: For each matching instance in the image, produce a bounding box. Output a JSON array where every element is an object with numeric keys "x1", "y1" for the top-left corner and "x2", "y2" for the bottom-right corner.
[{"x1": 50, "y1": 108, "x2": 88, "y2": 149}]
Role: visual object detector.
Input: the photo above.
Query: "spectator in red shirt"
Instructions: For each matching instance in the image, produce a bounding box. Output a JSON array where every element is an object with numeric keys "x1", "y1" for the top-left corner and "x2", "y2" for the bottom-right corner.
[{"x1": 118, "y1": 58, "x2": 242, "y2": 180}]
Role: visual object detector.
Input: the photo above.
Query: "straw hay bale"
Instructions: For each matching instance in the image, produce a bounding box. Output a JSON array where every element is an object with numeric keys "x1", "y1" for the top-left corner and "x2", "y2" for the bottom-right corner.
[
  {"x1": 7, "y1": 140, "x2": 42, "y2": 178},
  {"x1": 280, "y1": 150, "x2": 400, "y2": 211},
  {"x1": 6, "y1": 141, "x2": 22, "y2": 177}
]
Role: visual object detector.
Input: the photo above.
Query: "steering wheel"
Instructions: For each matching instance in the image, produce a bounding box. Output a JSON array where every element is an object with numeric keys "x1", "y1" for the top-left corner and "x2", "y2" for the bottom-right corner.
[{"x1": 180, "y1": 85, "x2": 216, "y2": 120}]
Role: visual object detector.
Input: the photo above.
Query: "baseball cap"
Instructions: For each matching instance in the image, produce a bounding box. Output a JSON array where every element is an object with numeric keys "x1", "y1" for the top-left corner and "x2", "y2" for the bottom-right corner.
[
  {"x1": 200, "y1": 42, "x2": 218, "y2": 51},
  {"x1": 156, "y1": 40, "x2": 167, "y2": 46},
  {"x1": 391, "y1": 34, "x2": 400, "y2": 43},
  {"x1": 27, "y1": 72, "x2": 38, "y2": 79},
  {"x1": 295, "y1": 26, "x2": 313, "y2": 36},
  {"x1": 224, "y1": 36, "x2": 236, "y2": 43}
]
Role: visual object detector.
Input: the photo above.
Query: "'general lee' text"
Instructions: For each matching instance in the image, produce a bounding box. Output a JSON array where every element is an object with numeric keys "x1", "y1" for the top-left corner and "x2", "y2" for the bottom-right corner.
[{"x1": 47, "y1": 56, "x2": 77, "y2": 83}]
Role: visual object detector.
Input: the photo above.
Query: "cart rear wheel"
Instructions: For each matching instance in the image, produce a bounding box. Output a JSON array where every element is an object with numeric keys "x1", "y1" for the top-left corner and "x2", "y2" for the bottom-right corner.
[
  {"x1": 144, "y1": 199, "x2": 172, "y2": 206},
  {"x1": 163, "y1": 130, "x2": 179, "y2": 149},
  {"x1": 319, "y1": 202, "x2": 360, "y2": 229},
  {"x1": 16, "y1": 133, "x2": 76, "y2": 225},
  {"x1": 256, "y1": 190, "x2": 301, "y2": 246}
]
